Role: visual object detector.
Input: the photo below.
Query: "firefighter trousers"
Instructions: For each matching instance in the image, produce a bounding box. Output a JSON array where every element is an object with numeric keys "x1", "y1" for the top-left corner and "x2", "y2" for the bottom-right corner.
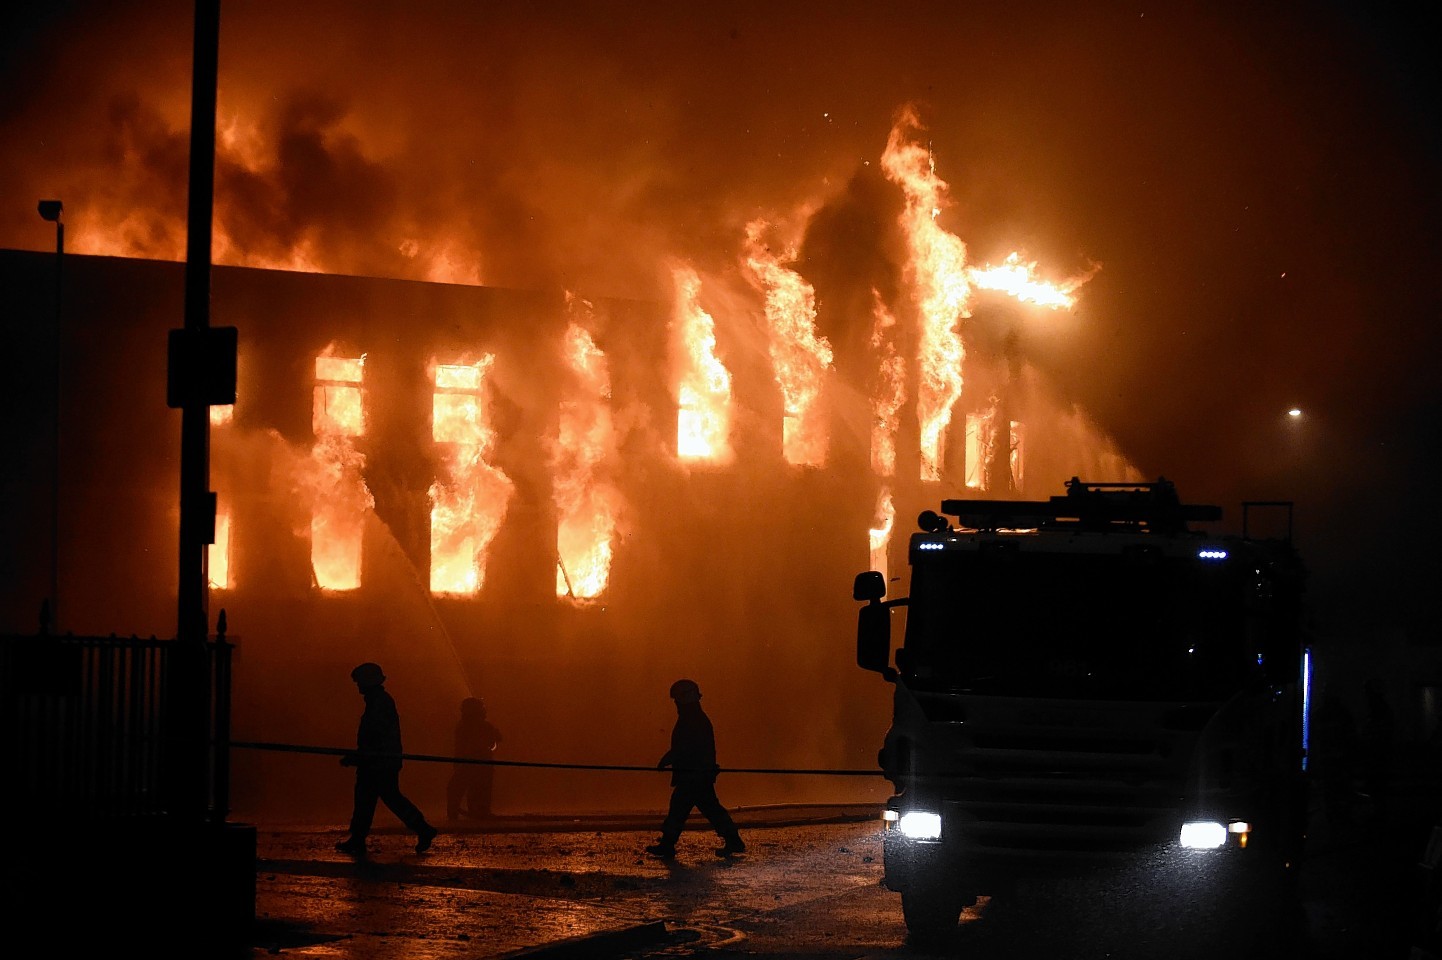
[{"x1": 659, "y1": 780, "x2": 739, "y2": 845}]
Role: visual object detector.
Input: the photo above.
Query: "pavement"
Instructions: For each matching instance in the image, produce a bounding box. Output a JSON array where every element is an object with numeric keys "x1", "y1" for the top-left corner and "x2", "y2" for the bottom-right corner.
[
  {"x1": 247, "y1": 803, "x2": 885, "y2": 959},
  {"x1": 10, "y1": 788, "x2": 1435, "y2": 959},
  {"x1": 243, "y1": 787, "x2": 1442, "y2": 960}
]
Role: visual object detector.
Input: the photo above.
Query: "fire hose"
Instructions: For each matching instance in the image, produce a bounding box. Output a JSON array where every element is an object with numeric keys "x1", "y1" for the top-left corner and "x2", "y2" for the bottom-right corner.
[{"x1": 228, "y1": 739, "x2": 884, "y2": 776}]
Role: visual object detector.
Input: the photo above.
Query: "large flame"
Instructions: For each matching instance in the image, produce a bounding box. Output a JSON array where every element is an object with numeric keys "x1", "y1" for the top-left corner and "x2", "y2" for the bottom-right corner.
[
  {"x1": 881, "y1": 108, "x2": 970, "y2": 483},
  {"x1": 672, "y1": 266, "x2": 733, "y2": 463},
  {"x1": 429, "y1": 356, "x2": 514, "y2": 595},
  {"x1": 310, "y1": 350, "x2": 369, "y2": 590},
  {"x1": 552, "y1": 300, "x2": 621, "y2": 600},
  {"x1": 969, "y1": 252, "x2": 1079, "y2": 309},
  {"x1": 869, "y1": 289, "x2": 906, "y2": 478},
  {"x1": 742, "y1": 219, "x2": 834, "y2": 467}
]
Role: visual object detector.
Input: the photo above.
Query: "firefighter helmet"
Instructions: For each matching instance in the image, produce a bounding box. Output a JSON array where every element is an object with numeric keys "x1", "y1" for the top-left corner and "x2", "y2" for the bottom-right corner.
[
  {"x1": 350, "y1": 662, "x2": 386, "y2": 687},
  {"x1": 669, "y1": 679, "x2": 701, "y2": 703}
]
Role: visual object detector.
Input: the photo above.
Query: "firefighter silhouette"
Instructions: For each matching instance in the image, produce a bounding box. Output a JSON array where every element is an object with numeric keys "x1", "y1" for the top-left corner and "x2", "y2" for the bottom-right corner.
[
  {"x1": 335, "y1": 662, "x2": 438, "y2": 855},
  {"x1": 646, "y1": 679, "x2": 745, "y2": 859},
  {"x1": 447, "y1": 696, "x2": 502, "y2": 820}
]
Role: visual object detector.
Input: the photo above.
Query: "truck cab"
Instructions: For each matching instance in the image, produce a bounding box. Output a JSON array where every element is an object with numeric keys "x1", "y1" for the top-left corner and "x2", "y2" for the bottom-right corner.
[{"x1": 854, "y1": 478, "x2": 1310, "y2": 942}]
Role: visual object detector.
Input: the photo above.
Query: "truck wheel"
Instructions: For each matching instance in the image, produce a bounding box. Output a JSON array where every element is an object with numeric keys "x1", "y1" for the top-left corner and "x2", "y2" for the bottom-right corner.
[{"x1": 901, "y1": 883, "x2": 964, "y2": 946}]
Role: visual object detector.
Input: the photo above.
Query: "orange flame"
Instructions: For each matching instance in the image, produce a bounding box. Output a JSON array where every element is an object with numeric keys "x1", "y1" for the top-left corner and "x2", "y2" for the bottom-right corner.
[
  {"x1": 313, "y1": 355, "x2": 365, "y2": 437},
  {"x1": 1010, "y1": 419, "x2": 1025, "y2": 491},
  {"x1": 742, "y1": 219, "x2": 834, "y2": 467},
  {"x1": 210, "y1": 395, "x2": 233, "y2": 589},
  {"x1": 964, "y1": 408, "x2": 993, "y2": 490},
  {"x1": 209, "y1": 507, "x2": 231, "y2": 591},
  {"x1": 869, "y1": 488, "x2": 896, "y2": 583},
  {"x1": 962, "y1": 407, "x2": 1025, "y2": 493},
  {"x1": 969, "y1": 252, "x2": 1079, "y2": 309},
  {"x1": 429, "y1": 356, "x2": 514, "y2": 595},
  {"x1": 880, "y1": 108, "x2": 969, "y2": 482},
  {"x1": 553, "y1": 301, "x2": 621, "y2": 600},
  {"x1": 672, "y1": 266, "x2": 733, "y2": 463},
  {"x1": 310, "y1": 349, "x2": 369, "y2": 590},
  {"x1": 869, "y1": 290, "x2": 906, "y2": 478}
]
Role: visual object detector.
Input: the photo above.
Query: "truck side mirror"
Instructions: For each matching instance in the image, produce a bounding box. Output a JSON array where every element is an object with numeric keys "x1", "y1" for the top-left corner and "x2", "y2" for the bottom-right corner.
[
  {"x1": 853, "y1": 571, "x2": 886, "y2": 602},
  {"x1": 857, "y1": 600, "x2": 892, "y2": 675}
]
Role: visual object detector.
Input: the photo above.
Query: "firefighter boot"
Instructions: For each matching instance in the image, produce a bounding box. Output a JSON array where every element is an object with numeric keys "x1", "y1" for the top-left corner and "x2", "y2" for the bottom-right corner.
[
  {"x1": 645, "y1": 841, "x2": 677, "y2": 859},
  {"x1": 715, "y1": 834, "x2": 746, "y2": 858}
]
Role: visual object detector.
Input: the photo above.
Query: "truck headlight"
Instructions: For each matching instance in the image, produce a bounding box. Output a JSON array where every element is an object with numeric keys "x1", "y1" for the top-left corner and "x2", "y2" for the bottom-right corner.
[
  {"x1": 899, "y1": 810, "x2": 942, "y2": 840},
  {"x1": 1179, "y1": 821, "x2": 1227, "y2": 849}
]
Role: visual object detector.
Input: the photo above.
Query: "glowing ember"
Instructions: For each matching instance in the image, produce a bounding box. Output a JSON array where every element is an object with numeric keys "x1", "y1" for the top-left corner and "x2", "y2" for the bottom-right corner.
[
  {"x1": 552, "y1": 301, "x2": 621, "y2": 600},
  {"x1": 969, "y1": 253, "x2": 1078, "y2": 309},
  {"x1": 869, "y1": 488, "x2": 895, "y2": 583},
  {"x1": 429, "y1": 356, "x2": 513, "y2": 595},
  {"x1": 881, "y1": 108, "x2": 969, "y2": 483},
  {"x1": 311, "y1": 350, "x2": 369, "y2": 590},
  {"x1": 672, "y1": 266, "x2": 733, "y2": 463},
  {"x1": 869, "y1": 290, "x2": 906, "y2": 478},
  {"x1": 743, "y1": 219, "x2": 834, "y2": 467}
]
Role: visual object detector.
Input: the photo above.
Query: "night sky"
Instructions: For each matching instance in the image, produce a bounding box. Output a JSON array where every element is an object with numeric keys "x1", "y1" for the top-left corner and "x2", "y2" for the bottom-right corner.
[{"x1": 2, "y1": 0, "x2": 1439, "y2": 638}]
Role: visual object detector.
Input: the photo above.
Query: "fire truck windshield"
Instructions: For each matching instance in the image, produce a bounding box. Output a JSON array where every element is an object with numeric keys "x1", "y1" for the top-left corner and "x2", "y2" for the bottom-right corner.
[{"x1": 901, "y1": 549, "x2": 1262, "y2": 701}]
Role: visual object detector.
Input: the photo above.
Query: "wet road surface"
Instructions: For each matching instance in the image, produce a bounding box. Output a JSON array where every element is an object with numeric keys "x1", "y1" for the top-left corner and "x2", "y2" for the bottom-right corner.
[{"x1": 249, "y1": 801, "x2": 1421, "y2": 960}]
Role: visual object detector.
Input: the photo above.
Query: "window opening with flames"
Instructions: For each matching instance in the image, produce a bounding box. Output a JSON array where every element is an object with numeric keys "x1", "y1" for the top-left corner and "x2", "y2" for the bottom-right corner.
[
  {"x1": 429, "y1": 356, "x2": 513, "y2": 596},
  {"x1": 311, "y1": 353, "x2": 369, "y2": 591}
]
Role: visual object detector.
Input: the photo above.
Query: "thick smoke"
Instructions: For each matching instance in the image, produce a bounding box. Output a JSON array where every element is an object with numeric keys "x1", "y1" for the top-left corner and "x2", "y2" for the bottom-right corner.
[{"x1": 5, "y1": 1, "x2": 1442, "y2": 818}]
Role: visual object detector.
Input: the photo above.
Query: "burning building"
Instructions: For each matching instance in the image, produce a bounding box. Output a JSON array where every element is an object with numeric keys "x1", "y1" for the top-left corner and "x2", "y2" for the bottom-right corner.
[{"x1": 0, "y1": 114, "x2": 1136, "y2": 822}]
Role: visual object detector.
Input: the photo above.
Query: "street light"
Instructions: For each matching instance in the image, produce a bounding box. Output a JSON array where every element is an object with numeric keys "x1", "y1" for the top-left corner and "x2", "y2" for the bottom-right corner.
[{"x1": 37, "y1": 199, "x2": 63, "y2": 634}]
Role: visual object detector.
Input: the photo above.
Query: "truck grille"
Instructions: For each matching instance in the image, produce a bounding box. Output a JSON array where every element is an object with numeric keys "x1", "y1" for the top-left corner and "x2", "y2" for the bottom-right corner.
[{"x1": 914, "y1": 699, "x2": 1200, "y2": 856}]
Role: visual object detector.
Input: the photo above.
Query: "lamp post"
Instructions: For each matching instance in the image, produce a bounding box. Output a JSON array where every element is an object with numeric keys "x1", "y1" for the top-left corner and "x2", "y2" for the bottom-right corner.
[{"x1": 38, "y1": 199, "x2": 62, "y2": 633}]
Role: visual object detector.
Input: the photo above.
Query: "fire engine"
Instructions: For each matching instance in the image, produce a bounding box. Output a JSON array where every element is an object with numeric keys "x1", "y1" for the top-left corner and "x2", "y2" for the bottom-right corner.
[{"x1": 854, "y1": 477, "x2": 1311, "y2": 942}]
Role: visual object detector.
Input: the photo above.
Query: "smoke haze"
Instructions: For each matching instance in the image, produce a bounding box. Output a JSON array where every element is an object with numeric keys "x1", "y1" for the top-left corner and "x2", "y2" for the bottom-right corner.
[{"x1": 3, "y1": 1, "x2": 1440, "y2": 818}]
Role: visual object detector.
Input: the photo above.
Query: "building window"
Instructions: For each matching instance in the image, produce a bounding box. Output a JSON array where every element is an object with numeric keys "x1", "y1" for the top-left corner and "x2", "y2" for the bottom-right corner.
[
  {"x1": 311, "y1": 353, "x2": 368, "y2": 591},
  {"x1": 429, "y1": 357, "x2": 513, "y2": 596}
]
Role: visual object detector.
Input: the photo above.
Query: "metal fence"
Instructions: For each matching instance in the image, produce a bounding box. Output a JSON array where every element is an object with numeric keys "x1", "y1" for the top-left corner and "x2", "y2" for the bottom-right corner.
[{"x1": 0, "y1": 629, "x2": 232, "y2": 819}]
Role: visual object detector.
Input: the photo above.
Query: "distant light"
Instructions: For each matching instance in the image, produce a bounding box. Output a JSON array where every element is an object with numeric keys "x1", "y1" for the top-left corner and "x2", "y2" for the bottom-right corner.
[
  {"x1": 1287, "y1": 408, "x2": 1302, "y2": 418},
  {"x1": 899, "y1": 811, "x2": 942, "y2": 840},
  {"x1": 1180, "y1": 821, "x2": 1227, "y2": 849},
  {"x1": 918, "y1": 542, "x2": 945, "y2": 551},
  {"x1": 1228, "y1": 821, "x2": 1251, "y2": 835},
  {"x1": 1197, "y1": 548, "x2": 1228, "y2": 561},
  {"x1": 1301, "y1": 647, "x2": 1313, "y2": 771}
]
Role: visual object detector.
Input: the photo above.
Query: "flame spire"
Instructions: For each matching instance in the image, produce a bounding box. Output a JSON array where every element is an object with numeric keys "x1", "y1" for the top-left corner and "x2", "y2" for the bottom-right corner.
[
  {"x1": 881, "y1": 108, "x2": 970, "y2": 482},
  {"x1": 743, "y1": 218, "x2": 834, "y2": 467}
]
